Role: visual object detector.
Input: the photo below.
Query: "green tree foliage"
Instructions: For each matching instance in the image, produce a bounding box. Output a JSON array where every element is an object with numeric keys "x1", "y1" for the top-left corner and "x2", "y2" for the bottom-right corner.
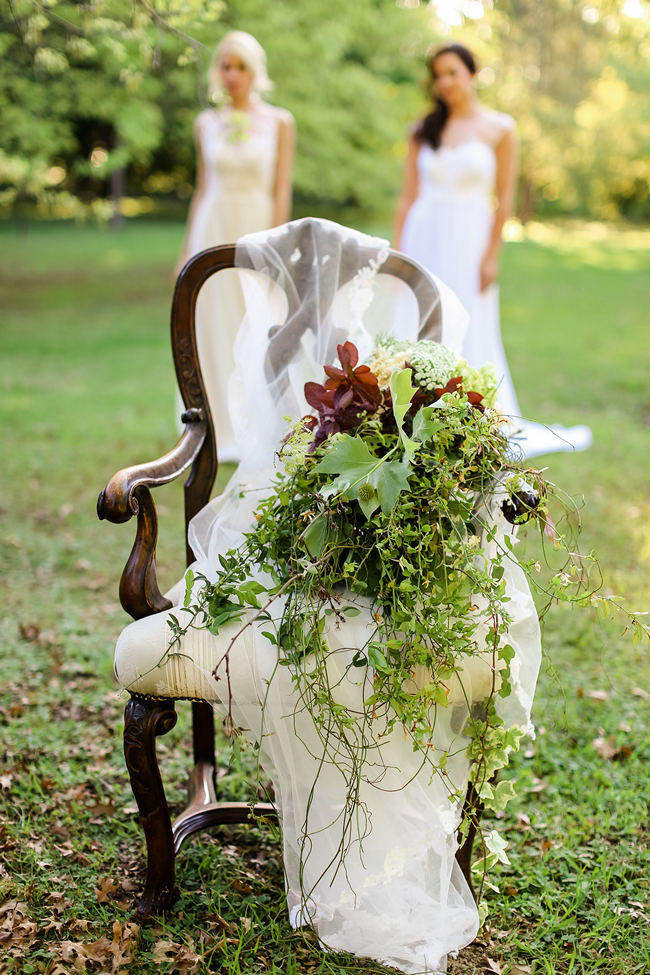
[
  {"x1": 1, "y1": 0, "x2": 649, "y2": 220},
  {"x1": 450, "y1": 0, "x2": 650, "y2": 219},
  {"x1": 0, "y1": 0, "x2": 222, "y2": 216}
]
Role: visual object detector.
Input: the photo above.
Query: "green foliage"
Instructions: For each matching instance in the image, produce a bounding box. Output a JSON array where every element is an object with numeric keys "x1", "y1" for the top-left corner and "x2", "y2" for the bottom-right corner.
[
  {"x1": 0, "y1": 220, "x2": 649, "y2": 971},
  {"x1": 2, "y1": 1, "x2": 649, "y2": 219},
  {"x1": 462, "y1": 0, "x2": 650, "y2": 220},
  {"x1": 0, "y1": 0, "x2": 222, "y2": 214},
  {"x1": 170, "y1": 335, "x2": 648, "y2": 905},
  {"x1": 314, "y1": 432, "x2": 410, "y2": 518}
]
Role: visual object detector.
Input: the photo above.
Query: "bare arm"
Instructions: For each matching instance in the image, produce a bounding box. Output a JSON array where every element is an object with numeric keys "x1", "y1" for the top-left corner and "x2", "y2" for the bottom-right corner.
[
  {"x1": 174, "y1": 115, "x2": 207, "y2": 280},
  {"x1": 272, "y1": 112, "x2": 296, "y2": 226},
  {"x1": 393, "y1": 133, "x2": 420, "y2": 249},
  {"x1": 480, "y1": 126, "x2": 518, "y2": 291}
]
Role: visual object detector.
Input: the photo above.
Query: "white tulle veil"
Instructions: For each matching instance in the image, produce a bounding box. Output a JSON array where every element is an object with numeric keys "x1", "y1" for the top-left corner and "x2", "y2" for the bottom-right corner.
[
  {"x1": 189, "y1": 217, "x2": 467, "y2": 570},
  {"x1": 175, "y1": 219, "x2": 540, "y2": 974}
]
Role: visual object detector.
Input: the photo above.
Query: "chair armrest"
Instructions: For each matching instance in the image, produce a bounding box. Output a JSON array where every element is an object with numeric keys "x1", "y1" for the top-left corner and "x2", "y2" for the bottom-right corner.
[
  {"x1": 97, "y1": 409, "x2": 205, "y2": 524},
  {"x1": 97, "y1": 409, "x2": 206, "y2": 620}
]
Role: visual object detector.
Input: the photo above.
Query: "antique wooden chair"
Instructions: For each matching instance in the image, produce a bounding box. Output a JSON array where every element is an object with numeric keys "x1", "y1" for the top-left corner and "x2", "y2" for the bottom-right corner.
[{"x1": 97, "y1": 218, "x2": 481, "y2": 918}]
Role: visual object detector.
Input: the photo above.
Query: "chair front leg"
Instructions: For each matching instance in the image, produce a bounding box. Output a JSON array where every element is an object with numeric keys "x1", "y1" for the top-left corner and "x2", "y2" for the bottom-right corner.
[
  {"x1": 123, "y1": 694, "x2": 178, "y2": 917},
  {"x1": 456, "y1": 780, "x2": 483, "y2": 901}
]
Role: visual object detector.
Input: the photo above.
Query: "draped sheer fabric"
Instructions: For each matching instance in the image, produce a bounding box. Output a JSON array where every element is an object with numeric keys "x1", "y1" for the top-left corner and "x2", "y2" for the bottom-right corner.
[
  {"x1": 188, "y1": 218, "x2": 466, "y2": 572},
  {"x1": 116, "y1": 219, "x2": 541, "y2": 974}
]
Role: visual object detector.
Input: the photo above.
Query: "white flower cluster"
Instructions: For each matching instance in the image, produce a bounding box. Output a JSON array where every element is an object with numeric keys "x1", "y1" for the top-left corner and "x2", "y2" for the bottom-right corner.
[
  {"x1": 368, "y1": 345, "x2": 411, "y2": 387},
  {"x1": 371, "y1": 337, "x2": 461, "y2": 391}
]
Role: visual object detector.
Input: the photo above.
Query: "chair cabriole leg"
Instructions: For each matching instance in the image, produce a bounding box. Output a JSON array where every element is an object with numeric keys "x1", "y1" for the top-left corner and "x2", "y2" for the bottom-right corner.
[
  {"x1": 456, "y1": 780, "x2": 483, "y2": 901},
  {"x1": 123, "y1": 694, "x2": 178, "y2": 917}
]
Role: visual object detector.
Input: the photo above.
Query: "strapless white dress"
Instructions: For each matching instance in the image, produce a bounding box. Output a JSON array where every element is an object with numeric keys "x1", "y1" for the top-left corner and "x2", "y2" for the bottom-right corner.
[
  {"x1": 183, "y1": 106, "x2": 279, "y2": 461},
  {"x1": 401, "y1": 137, "x2": 592, "y2": 459}
]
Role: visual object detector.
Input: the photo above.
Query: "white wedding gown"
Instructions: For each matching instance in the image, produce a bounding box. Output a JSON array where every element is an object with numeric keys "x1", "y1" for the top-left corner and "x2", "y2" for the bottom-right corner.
[
  {"x1": 181, "y1": 104, "x2": 279, "y2": 460},
  {"x1": 117, "y1": 220, "x2": 543, "y2": 975},
  {"x1": 401, "y1": 133, "x2": 592, "y2": 459}
]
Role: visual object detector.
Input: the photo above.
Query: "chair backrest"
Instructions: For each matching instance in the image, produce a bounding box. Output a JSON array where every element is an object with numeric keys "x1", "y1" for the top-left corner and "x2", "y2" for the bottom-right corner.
[{"x1": 171, "y1": 219, "x2": 443, "y2": 561}]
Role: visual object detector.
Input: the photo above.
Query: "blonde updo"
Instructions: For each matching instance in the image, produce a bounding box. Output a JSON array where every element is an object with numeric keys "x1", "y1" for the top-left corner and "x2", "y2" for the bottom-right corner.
[{"x1": 208, "y1": 30, "x2": 273, "y2": 97}]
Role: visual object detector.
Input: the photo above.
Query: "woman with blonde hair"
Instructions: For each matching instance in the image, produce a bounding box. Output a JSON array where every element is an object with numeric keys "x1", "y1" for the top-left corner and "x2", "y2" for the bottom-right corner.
[{"x1": 176, "y1": 31, "x2": 295, "y2": 461}]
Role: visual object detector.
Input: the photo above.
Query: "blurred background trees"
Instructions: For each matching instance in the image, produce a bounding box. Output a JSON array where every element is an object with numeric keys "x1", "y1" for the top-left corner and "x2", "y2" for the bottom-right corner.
[{"x1": 1, "y1": 0, "x2": 649, "y2": 224}]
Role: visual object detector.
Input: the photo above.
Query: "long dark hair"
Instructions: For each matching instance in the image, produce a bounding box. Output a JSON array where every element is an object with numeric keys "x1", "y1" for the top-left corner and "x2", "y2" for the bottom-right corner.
[{"x1": 415, "y1": 43, "x2": 477, "y2": 150}]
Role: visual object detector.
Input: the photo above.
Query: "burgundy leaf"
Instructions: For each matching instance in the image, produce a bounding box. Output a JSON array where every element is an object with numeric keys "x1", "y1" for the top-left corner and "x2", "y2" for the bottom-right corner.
[{"x1": 337, "y1": 340, "x2": 358, "y2": 370}]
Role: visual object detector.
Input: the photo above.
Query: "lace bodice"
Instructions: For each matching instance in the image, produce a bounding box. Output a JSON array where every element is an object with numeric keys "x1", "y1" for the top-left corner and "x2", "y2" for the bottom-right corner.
[
  {"x1": 417, "y1": 139, "x2": 496, "y2": 200},
  {"x1": 415, "y1": 111, "x2": 514, "y2": 201},
  {"x1": 197, "y1": 106, "x2": 278, "y2": 199}
]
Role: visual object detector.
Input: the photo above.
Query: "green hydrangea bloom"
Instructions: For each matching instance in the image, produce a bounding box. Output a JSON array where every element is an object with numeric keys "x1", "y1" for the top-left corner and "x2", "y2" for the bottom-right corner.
[
  {"x1": 455, "y1": 359, "x2": 499, "y2": 409},
  {"x1": 376, "y1": 338, "x2": 500, "y2": 408}
]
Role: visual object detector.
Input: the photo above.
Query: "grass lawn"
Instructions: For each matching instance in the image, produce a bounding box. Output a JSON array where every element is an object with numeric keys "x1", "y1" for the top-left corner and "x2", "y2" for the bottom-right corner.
[{"x1": 0, "y1": 218, "x2": 648, "y2": 975}]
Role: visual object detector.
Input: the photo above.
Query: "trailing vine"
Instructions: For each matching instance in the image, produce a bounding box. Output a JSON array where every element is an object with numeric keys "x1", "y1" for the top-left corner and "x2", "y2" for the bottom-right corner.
[{"x1": 167, "y1": 337, "x2": 649, "y2": 902}]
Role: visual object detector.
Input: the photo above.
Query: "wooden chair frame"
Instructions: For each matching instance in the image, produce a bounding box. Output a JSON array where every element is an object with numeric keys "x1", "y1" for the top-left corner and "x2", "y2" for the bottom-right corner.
[{"x1": 98, "y1": 236, "x2": 480, "y2": 918}]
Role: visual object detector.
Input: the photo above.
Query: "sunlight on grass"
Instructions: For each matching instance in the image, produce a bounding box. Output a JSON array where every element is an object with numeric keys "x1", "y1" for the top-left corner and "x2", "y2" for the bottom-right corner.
[{"x1": 0, "y1": 218, "x2": 648, "y2": 975}]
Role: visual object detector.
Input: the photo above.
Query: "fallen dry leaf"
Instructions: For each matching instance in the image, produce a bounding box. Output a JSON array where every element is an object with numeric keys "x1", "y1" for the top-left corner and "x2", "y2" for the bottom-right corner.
[
  {"x1": 528, "y1": 776, "x2": 548, "y2": 794},
  {"x1": 587, "y1": 689, "x2": 609, "y2": 701},
  {"x1": 56, "y1": 935, "x2": 114, "y2": 970},
  {"x1": 152, "y1": 938, "x2": 202, "y2": 973},
  {"x1": 18, "y1": 623, "x2": 41, "y2": 643},
  {"x1": 205, "y1": 913, "x2": 236, "y2": 936},
  {"x1": 232, "y1": 879, "x2": 253, "y2": 895},
  {"x1": 483, "y1": 956, "x2": 503, "y2": 974},
  {"x1": 592, "y1": 736, "x2": 635, "y2": 762},
  {"x1": 0, "y1": 900, "x2": 37, "y2": 954},
  {"x1": 95, "y1": 876, "x2": 119, "y2": 904},
  {"x1": 80, "y1": 574, "x2": 108, "y2": 591}
]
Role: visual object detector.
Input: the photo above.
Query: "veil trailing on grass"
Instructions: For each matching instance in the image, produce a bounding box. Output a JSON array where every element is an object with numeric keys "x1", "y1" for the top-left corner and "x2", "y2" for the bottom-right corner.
[
  {"x1": 122, "y1": 220, "x2": 541, "y2": 973},
  {"x1": 180, "y1": 221, "x2": 541, "y2": 972}
]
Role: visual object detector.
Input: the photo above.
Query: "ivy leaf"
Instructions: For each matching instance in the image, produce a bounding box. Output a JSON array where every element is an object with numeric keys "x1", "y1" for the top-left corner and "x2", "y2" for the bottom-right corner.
[
  {"x1": 493, "y1": 779, "x2": 517, "y2": 807},
  {"x1": 412, "y1": 405, "x2": 445, "y2": 444},
  {"x1": 315, "y1": 435, "x2": 378, "y2": 488},
  {"x1": 374, "y1": 457, "x2": 413, "y2": 515},
  {"x1": 315, "y1": 435, "x2": 411, "y2": 519},
  {"x1": 498, "y1": 643, "x2": 515, "y2": 664},
  {"x1": 389, "y1": 368, "x2": 419, "y2": 460},
  {"x1": 485, "y1": 829, "x2": 511, "y2": 865},
  {"x1": 301, "y1": 513, "x2": 329, "y2": 557}
]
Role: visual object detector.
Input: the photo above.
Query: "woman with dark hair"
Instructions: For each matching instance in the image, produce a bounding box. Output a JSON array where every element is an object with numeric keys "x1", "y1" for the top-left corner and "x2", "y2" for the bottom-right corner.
[
  {"x1": 395, "y1": 44, "x2": 519, "y2": 413},
  {"x1": 394, "y1": 44, "x2": 591, "y2": 456}
]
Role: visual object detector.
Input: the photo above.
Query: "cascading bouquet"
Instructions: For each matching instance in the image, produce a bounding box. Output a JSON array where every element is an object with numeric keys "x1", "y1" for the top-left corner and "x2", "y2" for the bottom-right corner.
[{"x1": 171, "y1": 336, "x2": 647, "y2": 893}]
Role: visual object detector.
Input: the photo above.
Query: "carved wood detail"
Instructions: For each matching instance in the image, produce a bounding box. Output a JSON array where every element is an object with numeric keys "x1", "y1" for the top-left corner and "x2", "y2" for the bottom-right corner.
[
  {"x1": 97, "y1": 421, "x2": 207, "y2": 620},
  {"x1": 117, "y1": 485, "x2": 171, "y2": 620},
  {"x1": 123, "y1": 695, "x2": 178, "y2": 917},
  {"x1": 104, "y1": 234, "x2": 466, "y2": 919}
]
